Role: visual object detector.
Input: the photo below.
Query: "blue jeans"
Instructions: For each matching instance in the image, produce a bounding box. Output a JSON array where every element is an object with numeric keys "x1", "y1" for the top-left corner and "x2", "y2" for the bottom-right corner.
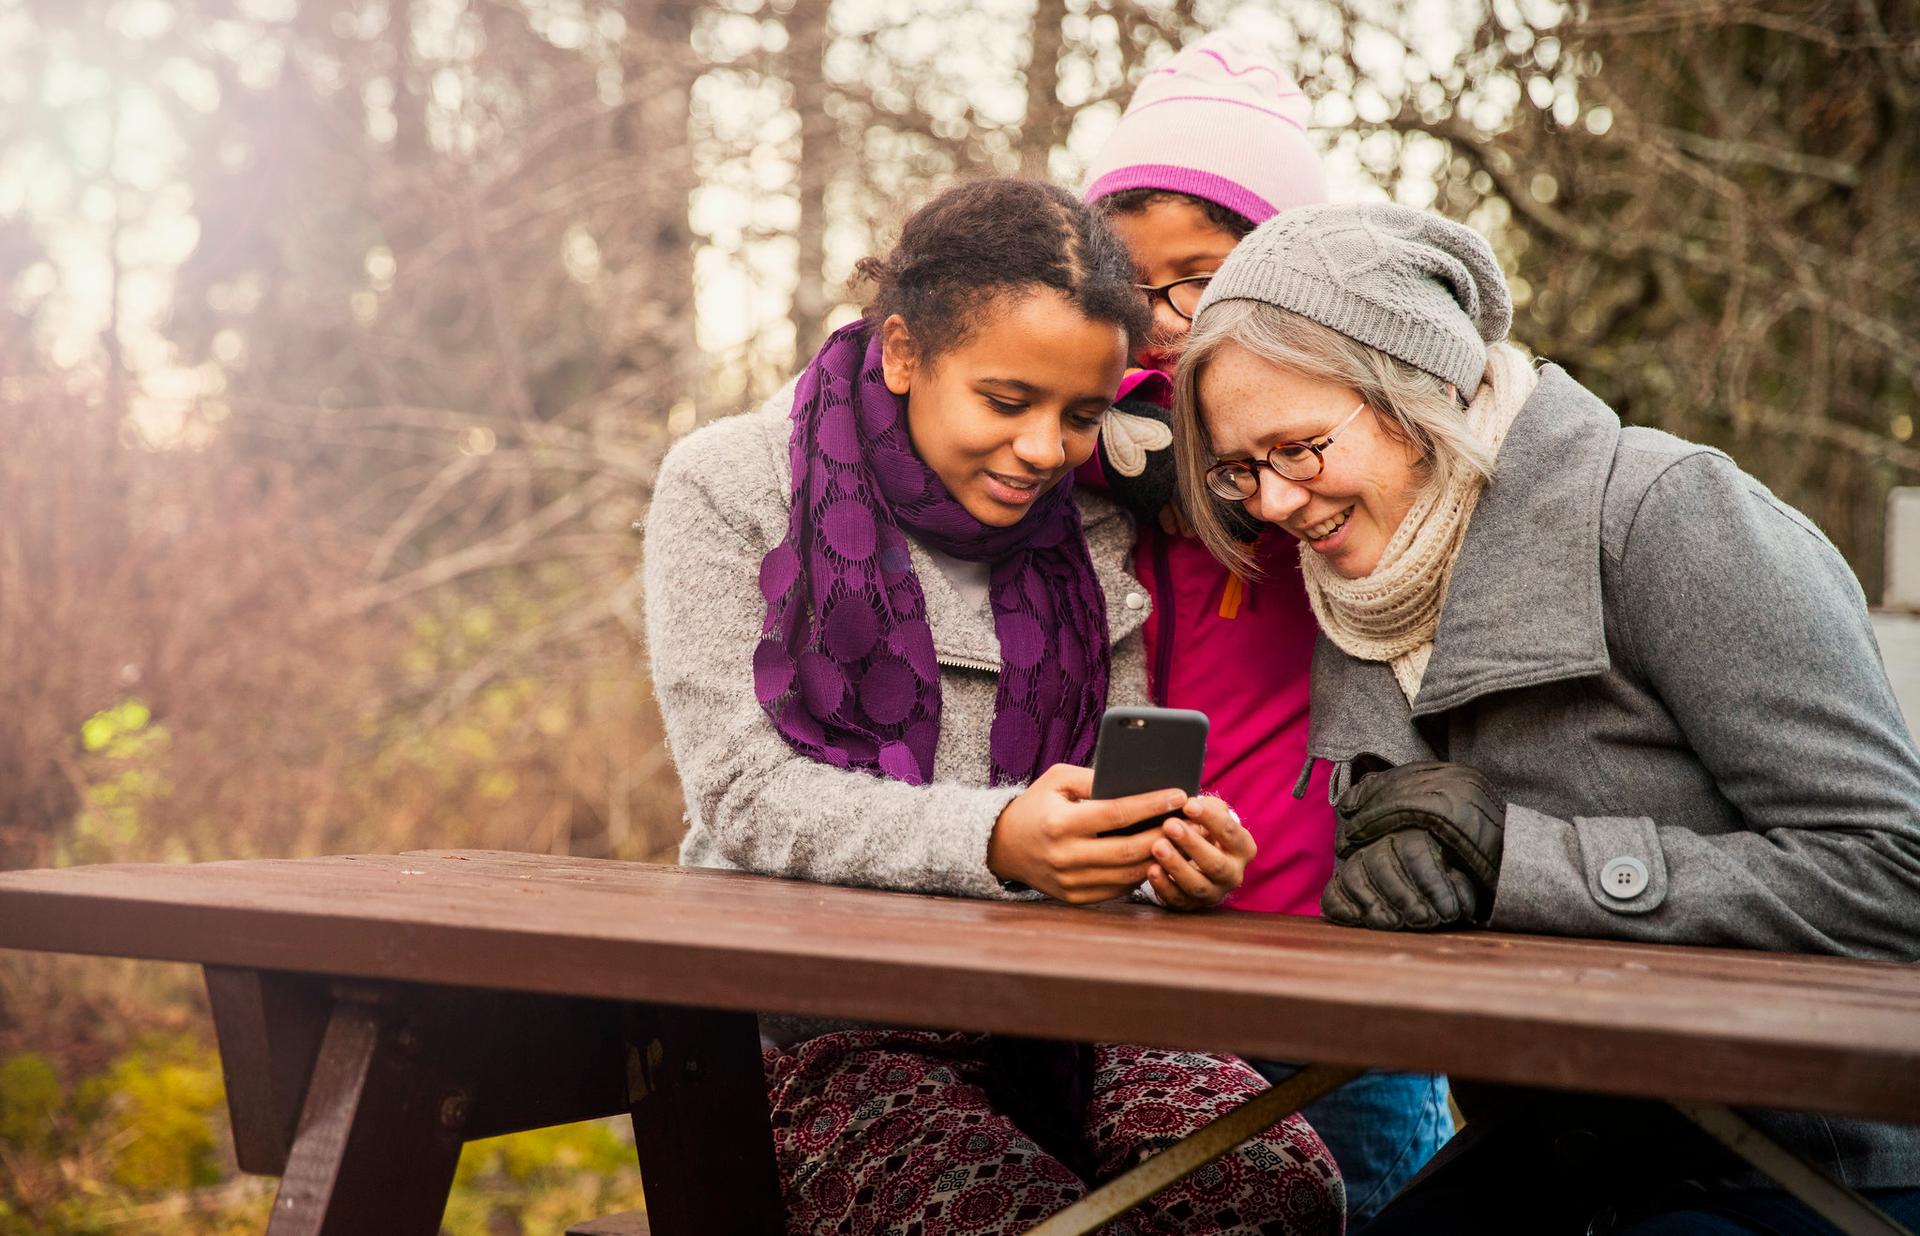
[
  {"x1": 1253, "y1": 1060, "x2": 1455, "y2": 1225},
  {"x1": 1350, "y1": 1095, "x2": 1920, "y2": 1236},
  {"x1": 1363, "y1": 1184, "x2": 1920, "y2": 1234},
  {"x1": 1615, "y1": 1188, "x2": 1920, "y2": 1234}
]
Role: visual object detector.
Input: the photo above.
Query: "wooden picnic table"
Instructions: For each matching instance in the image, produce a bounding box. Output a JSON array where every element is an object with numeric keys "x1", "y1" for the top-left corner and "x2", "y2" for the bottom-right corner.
[{"x1": 1, "y1": 850, "x2": 1917, "y2": 1235}]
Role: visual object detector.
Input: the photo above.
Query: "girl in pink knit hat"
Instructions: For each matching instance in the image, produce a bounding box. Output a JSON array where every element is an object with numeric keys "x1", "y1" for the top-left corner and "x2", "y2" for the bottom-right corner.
[{"x1": 1079, "y1": 31, "x2": 1455, "y2": 1226}]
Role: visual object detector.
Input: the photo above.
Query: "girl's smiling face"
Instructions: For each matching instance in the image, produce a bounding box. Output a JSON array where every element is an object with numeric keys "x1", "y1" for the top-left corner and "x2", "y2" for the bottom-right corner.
[
  {"x1": 1106, "y1": 196, "x2": 1242, "y2": 373},
  {"x1": 882, "y1": 288, "x2": 1128, "y2": 528},
  {"x1": 1197, "y1": 341, "x2": 1425, "y2": 578}
]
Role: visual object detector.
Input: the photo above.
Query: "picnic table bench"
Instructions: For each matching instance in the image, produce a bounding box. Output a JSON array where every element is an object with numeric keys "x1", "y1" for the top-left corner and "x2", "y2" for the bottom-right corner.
[{"x1": 1, "y1": 850, "x2": 1917, "y2": 1235}]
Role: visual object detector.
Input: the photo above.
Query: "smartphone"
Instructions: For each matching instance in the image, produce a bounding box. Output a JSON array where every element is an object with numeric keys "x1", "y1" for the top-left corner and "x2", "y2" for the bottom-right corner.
[{"x1": 1089, "y1": 706, "x2": 1210, "y2": 836}]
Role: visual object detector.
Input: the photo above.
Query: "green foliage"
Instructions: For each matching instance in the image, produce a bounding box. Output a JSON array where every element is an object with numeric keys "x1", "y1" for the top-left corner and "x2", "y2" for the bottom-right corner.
[
  {"x1": 442, "y1": 1120, "x2": 647, "y2": 1234},
  {"x1": 77, "y1": 1038, "x2": 226, "y2": 1194},
  {"x1": 0, "y1": 1053, "x2": 62, "y2": 1152},
  {"x1": 62, "y1": 699, "x2": 175, "y2": 867},
  {"x1": 0, "y1": 1036, "x2": 229, "y2": 1234},
  {"x1": 0, "y1": 1024, "x2": 645, "y2": 1235},
  {"x1": 460, "y1": 1119, "x2": 635, "y2": 1183},
  {"x1": 80, "y1": 700, "x2": 153, "y2": 755}
]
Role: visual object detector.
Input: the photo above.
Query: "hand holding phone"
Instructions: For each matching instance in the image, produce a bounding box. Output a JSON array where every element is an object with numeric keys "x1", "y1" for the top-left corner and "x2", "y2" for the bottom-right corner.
[
  {"x1": 985, "y1": 765, "x2": 1190, "y2": 906},
  {"x1": 1086, "y1": 706, "x2": 1255, "y2": 909},
  {"x1": 1146, "y1": 799, "x2": 1257, "y2": 911},
  {"x1": 1090, "y1": 707, "x2": 1209, "y2": 836}
]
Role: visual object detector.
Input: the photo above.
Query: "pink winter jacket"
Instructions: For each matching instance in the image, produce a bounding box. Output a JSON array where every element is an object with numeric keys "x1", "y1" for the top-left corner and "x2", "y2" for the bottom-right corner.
[{"x1": 1091, "y1": 369, "x2": 1336, "y2": 915}]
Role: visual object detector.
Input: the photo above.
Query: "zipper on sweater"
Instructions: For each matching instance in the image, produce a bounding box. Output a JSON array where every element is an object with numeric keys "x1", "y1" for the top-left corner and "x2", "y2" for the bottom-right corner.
[
  {"x1": 936, "y1": 652, "x2": 1000, "y2": 674},
  {"x1": 1150, "y1": 527, "x2": 1173, "y2": 707}
]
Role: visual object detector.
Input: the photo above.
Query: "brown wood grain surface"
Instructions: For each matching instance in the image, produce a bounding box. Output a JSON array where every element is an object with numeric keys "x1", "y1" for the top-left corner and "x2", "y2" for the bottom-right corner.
[
  {"x1": 3, "y1": 851, "x2": 1917, "y2": 1123},
  {"x1": 205, "y1": 967, "x2": 332, "y2": 1175},
  {"x1": 265, "y1": 988, "x2": 467, "y2": 1235}
]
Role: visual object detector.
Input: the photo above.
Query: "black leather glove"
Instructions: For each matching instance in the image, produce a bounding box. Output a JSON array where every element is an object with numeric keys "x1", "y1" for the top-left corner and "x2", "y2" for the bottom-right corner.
[
  {"x1": 1321, "y1": 761, "x2": 1506, "y2": 930},
  {"x1": 1321, "y1": 829, "x2": 1482, "y2": 930}
]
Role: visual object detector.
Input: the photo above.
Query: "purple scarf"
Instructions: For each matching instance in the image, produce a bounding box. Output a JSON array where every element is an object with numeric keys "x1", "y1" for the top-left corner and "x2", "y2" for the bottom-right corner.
[{"x1": 754, "y1": 322, "x2": 1110, "y2": 786}]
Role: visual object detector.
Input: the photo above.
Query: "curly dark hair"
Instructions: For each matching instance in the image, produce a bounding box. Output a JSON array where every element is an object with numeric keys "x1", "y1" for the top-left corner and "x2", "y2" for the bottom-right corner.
[
  {"x1": 854, "y1": 178, "x2": 1150, "y2": 364},
  {"x1": 1095, "y1": 188, "x2": 1257, "y2": 242}
]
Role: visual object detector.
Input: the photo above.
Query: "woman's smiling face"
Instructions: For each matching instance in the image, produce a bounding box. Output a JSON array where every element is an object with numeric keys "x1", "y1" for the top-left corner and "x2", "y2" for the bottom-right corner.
[
  {"x1": 1197, "y1": 341, "x2": 1425, "y2": 578},
  {"x1": 882, "y1": 289, "x2": 1128, "y2": 528}
]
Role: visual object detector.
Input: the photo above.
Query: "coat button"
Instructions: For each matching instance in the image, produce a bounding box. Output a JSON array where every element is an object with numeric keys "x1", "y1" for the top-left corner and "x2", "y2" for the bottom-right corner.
[
  {"x1": 1124, "y1": 591, "x2": 1146, "y2": 611},
  {"x1": 1600, "y1": 856, "x2": 1649, "y2": 900}
]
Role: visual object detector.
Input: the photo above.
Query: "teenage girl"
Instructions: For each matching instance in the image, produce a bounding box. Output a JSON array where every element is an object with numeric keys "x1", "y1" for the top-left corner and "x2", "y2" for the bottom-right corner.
[{"x1": 645, "y1": 177, "x2": 1343, "y2": 1234}]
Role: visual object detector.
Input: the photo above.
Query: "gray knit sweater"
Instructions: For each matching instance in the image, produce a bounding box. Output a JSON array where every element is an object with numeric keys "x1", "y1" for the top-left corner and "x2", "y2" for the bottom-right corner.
[{"x1": 643, "y1": 382, "x2": 1153, "y2": 899}]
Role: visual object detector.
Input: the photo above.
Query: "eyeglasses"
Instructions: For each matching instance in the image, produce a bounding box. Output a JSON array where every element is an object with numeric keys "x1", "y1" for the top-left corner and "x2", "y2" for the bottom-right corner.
[
  {"x1": 1204, "y1": 403, "x2": 1368, "y2": 501},
  {"x1": 1137, "y1": 274, "x2": 1213, "y2": 322}
]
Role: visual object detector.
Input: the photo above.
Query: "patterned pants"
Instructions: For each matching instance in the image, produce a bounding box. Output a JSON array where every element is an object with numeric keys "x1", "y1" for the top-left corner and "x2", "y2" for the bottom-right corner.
[{"x1": 764, "y1": 1028, "x2": 1345, "y2": 1235}]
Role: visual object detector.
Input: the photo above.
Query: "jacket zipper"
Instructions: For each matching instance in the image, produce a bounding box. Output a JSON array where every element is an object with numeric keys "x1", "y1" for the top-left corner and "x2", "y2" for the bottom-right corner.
[
  {"x1": 1150, "y1": 527, "x2": 1173, "y2": 707},
  {"x1": 936, "y1": 652, "x2": 1000, "y2": 674}
]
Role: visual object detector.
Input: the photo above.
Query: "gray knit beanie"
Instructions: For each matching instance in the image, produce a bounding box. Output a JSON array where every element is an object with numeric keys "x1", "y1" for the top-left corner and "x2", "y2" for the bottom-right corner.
[{"x1": 1194, "y1": 201, "x2": 1512, "y2": 393}]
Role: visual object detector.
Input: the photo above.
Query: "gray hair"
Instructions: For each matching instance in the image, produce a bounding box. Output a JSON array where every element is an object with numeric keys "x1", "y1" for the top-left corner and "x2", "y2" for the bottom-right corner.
[{"x1": 1172, "y1": 299, "x2": 1496, "y2": 576}]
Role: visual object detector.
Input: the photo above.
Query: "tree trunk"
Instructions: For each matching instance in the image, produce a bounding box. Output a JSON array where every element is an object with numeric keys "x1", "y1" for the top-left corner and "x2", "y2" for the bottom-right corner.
[
  {"x1": 616, "y1": 0, "x2": 702, "y2": 419},
  {"x1": 787, "y1": 0, "x2": 834, "y2": 363},
  {"x1": 1020, "y1": 0, "x2": 1071, "y2": 177},
  {"x1": 388, "y1": 0, "x2": 428, "y2": 165}
]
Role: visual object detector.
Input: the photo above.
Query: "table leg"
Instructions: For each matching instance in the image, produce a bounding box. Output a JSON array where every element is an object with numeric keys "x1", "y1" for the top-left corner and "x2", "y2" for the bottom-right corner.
[
  {"x1": 622, "y1": 1005, "x2": 784, "y2": 1235},
  {"x1": 1023, "y1": 1063, "x2": 1359, "y2": 1236},
  {"x1": 266, "y1": 989, "x2": 468, "y2": 1236},
  {"x1": 206, "y1": 969, "x2": 789, "y2": 1234},
  {"x1": 204, "y1": 967, "x2": 331, "y2": 1176},
  {"x1": 1669, "y1": 1103, "x2": 1915, "y2": 1236}
]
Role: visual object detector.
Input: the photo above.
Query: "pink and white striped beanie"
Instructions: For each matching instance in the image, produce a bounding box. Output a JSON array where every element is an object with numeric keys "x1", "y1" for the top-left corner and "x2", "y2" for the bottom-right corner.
[{"x1": 1083, "y1": 31, "x2": 1327, "y2": 225}]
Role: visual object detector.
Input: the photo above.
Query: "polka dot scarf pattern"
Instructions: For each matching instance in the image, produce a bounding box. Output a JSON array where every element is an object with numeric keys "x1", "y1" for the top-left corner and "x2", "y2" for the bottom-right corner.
[{"x1": 754, "y1": 322, "x2": 1110, "y2": 787}]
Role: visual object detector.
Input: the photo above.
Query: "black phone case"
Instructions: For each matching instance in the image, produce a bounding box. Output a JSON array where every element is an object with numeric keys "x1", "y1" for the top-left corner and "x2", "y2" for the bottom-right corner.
[{"x1": 1089, "y1": 706, "x2": 1210, "y2": 836}]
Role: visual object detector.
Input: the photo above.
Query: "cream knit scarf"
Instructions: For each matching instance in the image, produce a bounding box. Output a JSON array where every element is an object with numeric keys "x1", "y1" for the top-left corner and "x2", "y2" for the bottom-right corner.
[{"x1": 1300, "y1": 342, "x2": 1538, "y2": 704}]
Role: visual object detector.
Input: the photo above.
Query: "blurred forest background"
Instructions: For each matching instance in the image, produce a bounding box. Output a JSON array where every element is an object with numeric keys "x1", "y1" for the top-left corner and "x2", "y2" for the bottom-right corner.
[{"x1": 2, "y1": 0, "x2": 1916, "y2": 1230}]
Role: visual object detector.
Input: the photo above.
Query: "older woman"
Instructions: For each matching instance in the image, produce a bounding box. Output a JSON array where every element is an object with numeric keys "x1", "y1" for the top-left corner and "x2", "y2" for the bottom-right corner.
[{"x1": 1171, "y1": 201, "x2": 1920, "y2": 1233}]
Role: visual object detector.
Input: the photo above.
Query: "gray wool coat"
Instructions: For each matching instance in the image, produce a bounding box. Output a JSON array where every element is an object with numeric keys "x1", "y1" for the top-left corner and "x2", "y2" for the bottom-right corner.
[
  {"x1": 643, "y1": 383, "x2": 1152, "y2": 902},
  {"x1": 1309, "y1": 363, "x2": 1920, "y2": 1187}
]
